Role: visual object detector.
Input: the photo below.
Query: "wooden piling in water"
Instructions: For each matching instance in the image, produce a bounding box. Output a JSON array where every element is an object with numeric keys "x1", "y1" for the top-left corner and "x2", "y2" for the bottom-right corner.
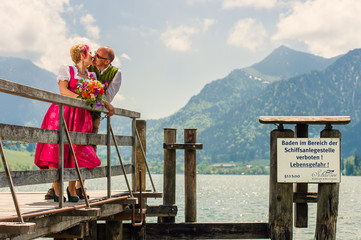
[
  {"x1": 269, "y1": 127, "x2": 294, "y2": 240},
  {"x1": 161, "y1": 128, "x2": 177, "y2": 223},
  {"x1": 84, "y1": 220, "x2": 97, "y2": 240},
  {"x1": 106, "y1": 221, "x2": 123, "y2": 240},
  {"x1": 315, "y1": 127, "x2": 341, "y2": 240},
  {"x1": 294, "y1": 124, "x2": 308, "y2": 228},
  {"x1": 184, "y1": 129, "x2": 197, "y2": 223}
]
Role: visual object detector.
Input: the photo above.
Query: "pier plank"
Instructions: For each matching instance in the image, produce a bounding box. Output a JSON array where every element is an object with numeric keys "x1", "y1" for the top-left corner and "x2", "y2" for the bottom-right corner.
[
  {"x1": 106, "y1": 204, "x2": 177, "y2": 221},
  {"x1": 0, "y1": 78, "x2": 140, "y2": 119},
  {"x1": 0, "y1": 191, "x2": 129, "y2": 220},
  {"x1": 0, "y1": 191, "x2": 139, "y2": 239},
  {"x1": 45, "y1": 223, "x2": 87, "y2": 238},
  {"x1": 259, "y1": 116, "x2": 351, "y2": 125},
  {"x1": 0, "y1": 222, "x2": 36, "y2": 235},
  {"x1": 146, "y1": 204, "x2": 177, "y2": 217},
  {"x1": 57, "y1": 208, "x2": 101, "y2": 217},
  {"x1": 129, "y1": 222, "x2": 269, "y2": 239},
  {"x1": 163, "y1": 143, "x2": 203, "y2": 150},
  {"x1": 0, "y1": 123, "x2": 133, "y2": 146}
]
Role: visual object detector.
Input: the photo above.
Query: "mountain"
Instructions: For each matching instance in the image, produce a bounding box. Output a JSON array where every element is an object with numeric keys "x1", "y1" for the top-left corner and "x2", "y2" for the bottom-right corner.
[
  {"x1": 0, "y1": 57, "x2": 57, "y2": 91},
  {"x1": 247, "y1": 45, "x2": 340, "y2": 80},
  {"x1": 201, "y1": 48, "x2": 361, "y2": 163},
  {"x1": 146, "y1": 46, "x2": 343, "y2": 165},
  {"x1": 0, "y1": 57, "x2": 58, "y2": 126}
]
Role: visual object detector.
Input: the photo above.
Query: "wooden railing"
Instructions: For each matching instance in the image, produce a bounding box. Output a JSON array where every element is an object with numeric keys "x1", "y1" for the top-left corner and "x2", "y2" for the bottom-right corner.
[{"x1": 0, "y1": 78, "x2": 141, "y2": 207}]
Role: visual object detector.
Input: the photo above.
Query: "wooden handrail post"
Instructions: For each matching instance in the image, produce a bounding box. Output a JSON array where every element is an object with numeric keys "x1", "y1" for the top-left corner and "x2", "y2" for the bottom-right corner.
[
  {"x1": 161, "y1": 128, "x2": 176, "y2": 223},
  {"x1": 315, "y1": 127, "x2": 341, "y2": 240},
  {"x1": 131, "y1": 118, "x2": 137, "y2": 191},
  {"x1": 184, "y1": 129, "x2": 197, "y2": 223},
  {"x1": 294, "y1": 124, "x2": 308, "y2": 228},
  {"x1": 269, "y1": 127, "x2": 294, "y2": 239},
  {"x1": 136, "y1": 120, "x2": 146, "y2": 193},
  {"x1": 58, "y1": 104, "x2": 65, "y2": 208},
  {"x1": 107, "y1": 116, "x2": 111, "y2": 198}
]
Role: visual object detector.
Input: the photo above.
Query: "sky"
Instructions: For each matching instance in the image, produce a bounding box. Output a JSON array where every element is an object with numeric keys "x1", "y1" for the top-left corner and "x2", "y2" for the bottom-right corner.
[{"x1": 1, "y1": 0, "x2": 361, "y2": 119}]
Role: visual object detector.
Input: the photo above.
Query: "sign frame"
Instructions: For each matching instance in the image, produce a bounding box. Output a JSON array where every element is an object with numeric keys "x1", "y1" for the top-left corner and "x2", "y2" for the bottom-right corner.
[{"x1": 277, "y1": 138, "x2": 340, "y2": 183}]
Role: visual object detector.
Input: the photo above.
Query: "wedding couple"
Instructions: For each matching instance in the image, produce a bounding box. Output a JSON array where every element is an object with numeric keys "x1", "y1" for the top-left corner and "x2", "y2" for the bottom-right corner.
[{"x1": 34, "y1": 44, "x2": 122, "y2": 202}]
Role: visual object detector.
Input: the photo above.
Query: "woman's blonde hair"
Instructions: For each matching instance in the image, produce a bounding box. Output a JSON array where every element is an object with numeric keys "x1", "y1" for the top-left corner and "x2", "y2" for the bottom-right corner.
[{"x1": 70, "y1": 44, "x2": 89, "y2": 63}]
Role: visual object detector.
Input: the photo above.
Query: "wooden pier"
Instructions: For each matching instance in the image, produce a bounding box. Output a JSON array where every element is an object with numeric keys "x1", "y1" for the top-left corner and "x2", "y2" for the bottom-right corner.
[
  {"x1": 0, "y1": 78, "x2": 166, "y2": 239},
  {"x1": 0, "y1": 78, "x2": 352, "y2": 239}
]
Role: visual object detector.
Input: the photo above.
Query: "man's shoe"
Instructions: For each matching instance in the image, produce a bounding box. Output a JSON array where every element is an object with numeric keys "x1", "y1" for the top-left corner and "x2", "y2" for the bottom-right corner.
[{"x1": 45, "y1": 188, "x2": 53, "y2": 200}]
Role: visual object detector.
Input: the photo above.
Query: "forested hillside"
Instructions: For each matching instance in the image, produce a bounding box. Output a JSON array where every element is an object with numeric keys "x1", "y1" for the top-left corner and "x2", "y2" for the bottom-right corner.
[{"x1": 145, "y1": 46, "x2": 348, "y2": 169}]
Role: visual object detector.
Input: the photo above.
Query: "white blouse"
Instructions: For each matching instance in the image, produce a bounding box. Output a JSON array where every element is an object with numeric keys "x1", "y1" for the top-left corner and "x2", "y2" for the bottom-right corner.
[{"x1": 56, "y1": 64, "x2": 92, "y2": 82}]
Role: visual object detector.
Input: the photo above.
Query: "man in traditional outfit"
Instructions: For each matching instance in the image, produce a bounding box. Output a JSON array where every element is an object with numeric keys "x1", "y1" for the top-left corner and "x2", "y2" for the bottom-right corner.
[{"x1": 88, "y1": 46, "x2": 122, "y2": 134}]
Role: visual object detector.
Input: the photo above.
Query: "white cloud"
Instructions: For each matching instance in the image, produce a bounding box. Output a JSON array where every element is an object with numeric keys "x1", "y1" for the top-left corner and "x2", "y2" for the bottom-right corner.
[
  {"x1": 273, "y1": 0, "x2": 361, "y2": 57},
  {"x1": 227, "y1": 18, "x2": 267, "y2": 51},
  {"x1": 161, "y1": 25, "x2": 197, "y2": 52},
  {"x1": 223, "y1": 0, "x2": 277, "y2": 9},
  {"x1": 120, "y1": 53, "x2": 132, "y2": 61},
  {"x1": 112, "y1": 94, "x2": 126, "y2": 107},
  {"x1": 0, "y1": 0, "x2": 100, "y2": 74},
  {"x1": 186, "y1": 0, "x2": 213, "y2": 5},
  {"x1": 161, "y1": 18, "x2": 215, "y2": 52},
  {"x1": 0, "y1": 1, "x2": 68, "y2": 53},
  {"x1": 80, "y1": 14, "x2": 100, "y2": 40},
  {"x1": 202, "y1": 18, "x2": 216, "y2": 32}
]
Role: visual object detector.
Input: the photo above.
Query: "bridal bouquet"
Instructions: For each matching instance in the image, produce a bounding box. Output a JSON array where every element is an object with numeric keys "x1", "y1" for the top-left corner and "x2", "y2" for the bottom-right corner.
[{"x1": 75, "y1": 75, "x2": 106, "y2": 108}]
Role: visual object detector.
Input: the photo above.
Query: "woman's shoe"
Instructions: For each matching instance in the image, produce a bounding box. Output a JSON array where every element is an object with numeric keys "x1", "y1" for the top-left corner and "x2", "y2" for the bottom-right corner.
[
  {"x1": 52, "y1": 188, "x2": 66, "y2": 202},
  {"x1": 76, "y1": 187, "x2": 89, "y2": 199},
  {"x1": 67, "y1": 187, "x2": 79, "y2": 203}
]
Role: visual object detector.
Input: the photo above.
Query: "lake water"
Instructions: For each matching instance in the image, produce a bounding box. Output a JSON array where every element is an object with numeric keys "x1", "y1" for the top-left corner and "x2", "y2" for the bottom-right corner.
[{"x1": 6, "y1": 174, "x2": 361, "y2": 239}]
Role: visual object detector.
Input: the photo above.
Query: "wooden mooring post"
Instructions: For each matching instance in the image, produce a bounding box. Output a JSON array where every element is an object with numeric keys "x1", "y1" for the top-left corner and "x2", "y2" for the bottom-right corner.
[
  {"x1": 260, "y1": 116, "x2": 350, "y2": 240},
  {"x1": 315, "y1": 126, "x2": 341, "y2": 240},
  {"x1": 269, "y1": 126, "x2": 294, "y2": 239},
  {"x1": 184, "y1": 129, "x2": 197, "y2": 223},
  {"x1": 161, "y1": 128, "x2": 203, "y2": 224},
  {"x1": 294, "y1": 124, "x2": 308, "y2": 228},
  {"x1": 161, "y1": 128, "x2": 177, "y2": 223}
]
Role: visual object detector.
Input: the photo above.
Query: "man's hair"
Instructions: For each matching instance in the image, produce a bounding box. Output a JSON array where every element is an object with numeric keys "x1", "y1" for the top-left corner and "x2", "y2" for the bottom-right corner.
[{"x1": 105, "y1": 46, "x2": 115, "y2": 62}]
